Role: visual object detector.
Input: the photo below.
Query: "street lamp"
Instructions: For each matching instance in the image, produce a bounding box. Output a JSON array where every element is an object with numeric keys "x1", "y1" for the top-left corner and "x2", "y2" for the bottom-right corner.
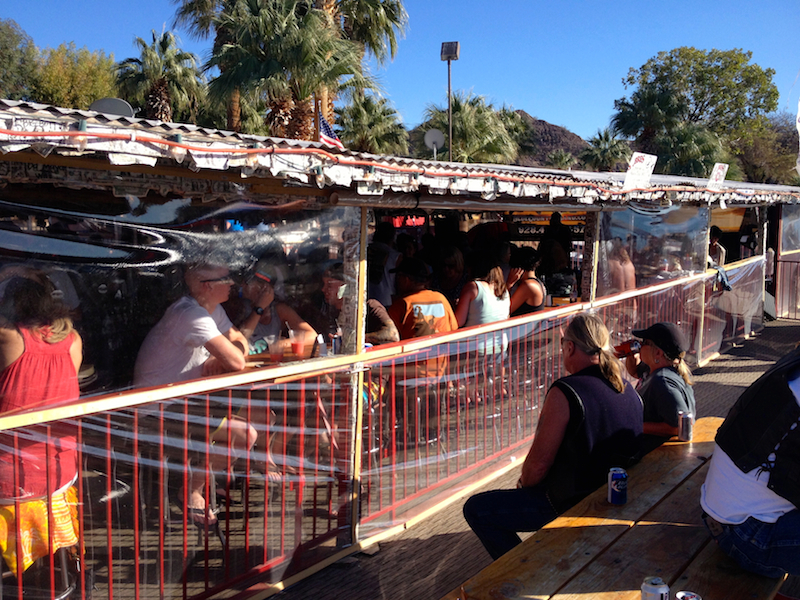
[{"x1": 441, "y1": 41, "x2": 460, "y2": 163}]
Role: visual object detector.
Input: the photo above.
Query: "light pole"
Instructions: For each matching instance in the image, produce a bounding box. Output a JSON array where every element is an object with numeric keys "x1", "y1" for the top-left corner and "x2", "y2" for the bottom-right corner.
[{"x1": 440, "y1": 42, "x2": 460, "y2": 163}]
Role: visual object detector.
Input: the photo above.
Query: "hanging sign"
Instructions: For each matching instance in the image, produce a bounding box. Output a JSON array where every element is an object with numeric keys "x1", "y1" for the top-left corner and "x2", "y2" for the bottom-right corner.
[
  {"x1": 707, "y1": 163, "x2": 729, "y2": 191},
  {"x1": 622, "y1": 152, "x2": 657, "y2": 191}
]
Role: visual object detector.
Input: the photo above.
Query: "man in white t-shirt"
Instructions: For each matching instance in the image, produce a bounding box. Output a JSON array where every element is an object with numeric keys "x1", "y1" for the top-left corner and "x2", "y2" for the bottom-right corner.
[
  {"x1": 134, "y1": 264, "x2": 248, "y2": 386},
  {"x1": 134, "y1": 263, "x2": 254, "y2": 526},
  {"x1": 701, "y1": 348, "x2": 800, "y2": 578}
]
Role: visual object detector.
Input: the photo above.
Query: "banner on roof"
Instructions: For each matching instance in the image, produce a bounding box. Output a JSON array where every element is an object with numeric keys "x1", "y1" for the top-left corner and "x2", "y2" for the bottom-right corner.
[{"x1": 622, "y1": 152, "x2": 657, "y2": 191}]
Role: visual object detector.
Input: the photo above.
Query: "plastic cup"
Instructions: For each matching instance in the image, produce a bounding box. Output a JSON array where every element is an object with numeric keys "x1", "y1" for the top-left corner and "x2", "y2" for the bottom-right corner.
[
  {"x1": 292, "y1": 339, "x2": 304, "y2": 357},
  {"x1": 266, "y1": 335, "x2": 282, "y2": 363}
]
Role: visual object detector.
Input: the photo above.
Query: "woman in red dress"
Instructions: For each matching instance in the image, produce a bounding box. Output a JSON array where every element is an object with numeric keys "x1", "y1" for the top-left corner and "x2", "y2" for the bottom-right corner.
[{"x1": 0, "y1": 271, "x2": 83, "y2": 574}]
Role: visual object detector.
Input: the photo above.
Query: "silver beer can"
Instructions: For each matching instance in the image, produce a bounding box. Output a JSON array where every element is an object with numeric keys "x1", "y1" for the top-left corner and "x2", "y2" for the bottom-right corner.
[
  {"x1": 675, "y1": 592, "x2": 702, "y2": 600},
  {"x1": 678, "y1": 411, "x2": 694, "y2": 442},
  {"x1": 641, "y1": 576, "x2": 669, "y2": 600}
]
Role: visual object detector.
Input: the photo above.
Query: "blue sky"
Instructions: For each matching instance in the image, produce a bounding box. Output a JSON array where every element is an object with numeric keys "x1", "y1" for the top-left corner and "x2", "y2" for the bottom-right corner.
[{"x1": 5, "y1": 0, "x2": 800, "y2": 139}]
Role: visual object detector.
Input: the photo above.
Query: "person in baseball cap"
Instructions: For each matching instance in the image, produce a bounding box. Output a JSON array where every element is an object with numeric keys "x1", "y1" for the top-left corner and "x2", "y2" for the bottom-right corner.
[
  {"x1": 626, "y1": 322, "x2": 695, "y2": 445},
  {"x1": 632, "y1": 322, "x2": 687, "y2": 360}
]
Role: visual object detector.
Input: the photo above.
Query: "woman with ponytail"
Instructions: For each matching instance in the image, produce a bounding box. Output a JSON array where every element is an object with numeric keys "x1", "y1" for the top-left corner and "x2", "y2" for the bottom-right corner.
[
  {"x1": 624, "y1": 322, "x2": 695, "y2": 444},
  {"x1": 464, "y1": 312, "x2": 643, "y2": 560}
]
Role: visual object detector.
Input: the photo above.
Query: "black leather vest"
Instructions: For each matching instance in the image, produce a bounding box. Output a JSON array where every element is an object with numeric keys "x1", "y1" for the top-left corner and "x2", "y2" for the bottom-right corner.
[{"x1": 716, "y1": 346, "x2": 800, "y2": 508}]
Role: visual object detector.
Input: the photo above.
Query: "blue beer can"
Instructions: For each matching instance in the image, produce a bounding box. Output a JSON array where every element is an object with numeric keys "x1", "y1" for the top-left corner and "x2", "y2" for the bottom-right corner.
[{"x1": 608, "y1": 467, "x2": 628, "y2": 505}]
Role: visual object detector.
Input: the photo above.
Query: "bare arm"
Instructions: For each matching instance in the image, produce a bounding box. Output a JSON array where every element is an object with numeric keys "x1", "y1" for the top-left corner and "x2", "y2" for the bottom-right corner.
[
  {"x1": 624, "y1": 353, "x2": 641, "y2": 378},
  {"x1": 69, "y1": 331, "x2": 83, "y2": 374},
  {"x1": 275, "y1": 303, "x2": 316, "y2": 346},
  {"x1": 454, "y1": 281, "x2": 478, "y2": 328},
  {"x1": 520, "y1": 386, "x2": 570, "y2": 487},
  {"x1": 203, "y1": 332, "x2": 247, "y2": 374},
  {"x1": 364, "y1": 301, "x2": 400, "y2": 345},
  {"x1": 0, "y1": 321, "x2": 23, "y2": 371},
  {"x1": 238, "y1": 286, "x2": 275, "y2": 342}
]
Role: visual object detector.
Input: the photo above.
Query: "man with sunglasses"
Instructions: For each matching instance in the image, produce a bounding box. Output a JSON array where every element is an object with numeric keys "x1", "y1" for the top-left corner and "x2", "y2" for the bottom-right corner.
[
  {"x1": 134, "y1": 263, "x2": 248, "y2": 388},
  {"x1": 133, "y1": 262, "x2": 253, "y2": 526}
]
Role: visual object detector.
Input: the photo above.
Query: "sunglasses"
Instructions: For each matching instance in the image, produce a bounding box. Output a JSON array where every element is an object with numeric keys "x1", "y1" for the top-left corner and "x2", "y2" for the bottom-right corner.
[{"x1": 201, "y1": 275, "x2": 234, "y2": 285}]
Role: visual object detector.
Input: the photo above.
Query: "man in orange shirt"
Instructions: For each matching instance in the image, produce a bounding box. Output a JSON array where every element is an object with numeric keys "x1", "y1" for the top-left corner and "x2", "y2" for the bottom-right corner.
[
  {"x1": 388, "y1": 257, "x2": 457, "y2": 343},
  {"x1": 387, "y1": 258, "x2": 457, "y2": 445}
]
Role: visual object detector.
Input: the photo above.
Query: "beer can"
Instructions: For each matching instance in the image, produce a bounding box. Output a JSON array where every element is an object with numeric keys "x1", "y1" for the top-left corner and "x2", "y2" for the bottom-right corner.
[
  {"x1": 641, "y1": 576, "x2": 669, "y2": 600},
  {"x1": 675, "y1": 592, "x2": 702, "y2": 600},
  {"x1": 614, "y1": 339, "x2": 641, "y2": 358},
  {"x1": 608, "y1": 467, "x2": 628, "y2": 505},
  {"x1": 678, "y1": 411, "x2": 694, "y2": 442}
]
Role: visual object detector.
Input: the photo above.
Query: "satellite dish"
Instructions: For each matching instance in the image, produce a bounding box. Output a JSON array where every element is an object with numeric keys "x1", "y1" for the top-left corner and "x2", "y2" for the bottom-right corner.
[
  {"x1": 89, "y1": 98, "x2": 135, "y2": 118},
  {"x1": 424, "y1": 129, "x2": 446, "y2": 160}
]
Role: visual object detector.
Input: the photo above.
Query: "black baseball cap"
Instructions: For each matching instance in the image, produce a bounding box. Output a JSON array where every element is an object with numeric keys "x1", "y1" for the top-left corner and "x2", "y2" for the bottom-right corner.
[
  {"x1": 633, "y1": 322, "x2": 687, "y2": 359},
  {"x1": 391, "y1": 257, "x2": 430, "y2": 282}
]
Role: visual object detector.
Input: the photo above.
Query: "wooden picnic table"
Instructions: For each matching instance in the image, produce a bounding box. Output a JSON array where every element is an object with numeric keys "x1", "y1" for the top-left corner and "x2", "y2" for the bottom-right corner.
[{"x1": 443, "y1": 417, "x2": 787, "y2": 600}]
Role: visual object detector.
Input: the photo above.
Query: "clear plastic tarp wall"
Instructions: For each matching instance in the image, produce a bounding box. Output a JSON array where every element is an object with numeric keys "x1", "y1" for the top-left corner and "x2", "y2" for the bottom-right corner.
[
  {"x1": 0, "y1": 199, "x2": 362, "y2": 397},
  {"x1": 595, "y1": 206, "x2": 710, "y2": 298}
]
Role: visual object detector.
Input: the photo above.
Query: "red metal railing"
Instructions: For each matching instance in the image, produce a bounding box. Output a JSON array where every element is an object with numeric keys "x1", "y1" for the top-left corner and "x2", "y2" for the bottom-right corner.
[{"x1": 0, "y1": 259, "x2": 767, "y2": 599}]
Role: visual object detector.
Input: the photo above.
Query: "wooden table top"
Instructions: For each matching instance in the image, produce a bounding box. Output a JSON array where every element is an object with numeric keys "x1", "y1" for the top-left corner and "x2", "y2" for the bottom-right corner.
[{"x1": 442, "y1": 417, "x2": 787, "y2": 600}]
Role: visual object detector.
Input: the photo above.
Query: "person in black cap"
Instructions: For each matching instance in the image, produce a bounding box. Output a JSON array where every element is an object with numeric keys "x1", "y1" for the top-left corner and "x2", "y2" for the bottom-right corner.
[{"x1": 625, "y1": 322, "x2": 695, "y2": 444}]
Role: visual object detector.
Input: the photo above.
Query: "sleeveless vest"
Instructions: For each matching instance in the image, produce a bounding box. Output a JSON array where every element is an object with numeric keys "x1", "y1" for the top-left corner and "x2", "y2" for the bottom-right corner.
[
  {"x1": 716, "y1": 346, "x2": 800, "y2": 507},
  {"x1": 542, "y1": 365, "x2": 643, "y2": 512}
]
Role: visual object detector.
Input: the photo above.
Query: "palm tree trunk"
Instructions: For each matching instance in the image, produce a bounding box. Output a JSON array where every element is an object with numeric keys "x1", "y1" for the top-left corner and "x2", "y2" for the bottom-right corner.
[
  {"x1": 227, "y1": 87, "x2": 241, "y2": 132},
  {"x1": 288, "y1": 97, "x2": 315, "y2": 141}
]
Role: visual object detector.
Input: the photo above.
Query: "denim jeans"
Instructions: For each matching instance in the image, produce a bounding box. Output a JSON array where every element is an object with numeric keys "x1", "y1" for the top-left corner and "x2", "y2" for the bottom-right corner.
[
  {"x1": 463, "y1": 485, "x2": 558, "y2": 560},
  {"x1": 702, "y1": 510, "x2": 800, "y2": 578}
]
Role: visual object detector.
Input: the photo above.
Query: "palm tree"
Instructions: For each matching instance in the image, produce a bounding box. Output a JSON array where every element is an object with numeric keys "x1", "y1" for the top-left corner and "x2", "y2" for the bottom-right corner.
[
  {"x1": 546, "y1": 149, "x2": 576, "y2": 170},
  {"x1": 335, "y1": 94, "x2": 407, "y2": 154},
  {"x1": 413, "y1": 91, "x2": 519, "y2": 164},
  {"x1": 116, "y1": 30, "x2": 204, "y2": 122},
  {"x1": 207, "y1": 0, "x2": 366, "y2": 140},
  {"x1": 316, "y1": 0, "x2": 407, "y2": 120},
  {"x1": 580, "y1": 128, "x2": 632, "y2": 172},
  {"x1": 172, "y1": 0, "x2": 243, "y2": 129},
  {"x1": 654, "y1": 124, "x2": 723, "y2": 178},
  {"x1": 612, "y1": 83, "x2": 686, "y2": 155}
]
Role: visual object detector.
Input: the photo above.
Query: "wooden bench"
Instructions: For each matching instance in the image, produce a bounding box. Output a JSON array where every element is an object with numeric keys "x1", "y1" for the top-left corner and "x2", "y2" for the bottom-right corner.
[{"x1": 442, "y1": 417, "x2": 788, "y2": 600}]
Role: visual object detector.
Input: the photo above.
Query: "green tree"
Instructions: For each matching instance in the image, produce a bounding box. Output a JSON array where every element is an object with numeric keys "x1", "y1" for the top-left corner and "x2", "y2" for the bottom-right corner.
[
  {"x1": 611, "y1": 83, "x2": 686, "y2": 155},
  {"x1": 335, "y1": 94, "x2": 408, "y2": 154},
  {"x1": 580, "y1": 128, "x2": 631, "y2": 172},
  {"x1": 334, "y1": 0, "x2": 407, "y2": 64},
  {"x1": 172, "y1": 0, "x2": 242, "y2": 129},
  {"x1": 653, "y1": 123, "x2": 723, "y2": 178},
  {"x1": 620, "y1": 47, "x2": 778, "y2": 137},
  {"x1": 315, "y1": 0, "x2": 407, "y2": 122},
  {"x1": 733, "y1": 111, "x2": 798, "y2": 184},
  {"x1": 546, "y1": 148, "x2": 576, "y2": 170},
  {"x1": 32, "y1": 43, "x2": 117, "y2": 109},
  {"x1": 207, "y1": 0, "x2": 365, "y2": 140},
  {"x1": 0, "y1": 19, "x2": 38, "y2": 100},
  {"x1": 117, "y1": 30, "x2": 205, "y2": 122},
  {"x1": 412, "y1": 91, "x2": 519, "y2": 164}
]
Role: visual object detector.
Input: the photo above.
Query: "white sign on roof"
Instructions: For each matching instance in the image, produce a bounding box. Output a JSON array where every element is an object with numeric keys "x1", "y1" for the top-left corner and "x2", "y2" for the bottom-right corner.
[
  {"x1": 707, "y1": 163, "x2": 729, "y2": 191},
  {"x1": 623, "y1": 152, "x2": 657, "y2": 192}
]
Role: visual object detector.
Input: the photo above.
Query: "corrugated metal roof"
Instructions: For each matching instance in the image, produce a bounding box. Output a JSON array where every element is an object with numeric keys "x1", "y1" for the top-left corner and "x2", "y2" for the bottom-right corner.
[{"x1": 1, "y1": 99, "x2": 799, "y2": 209}]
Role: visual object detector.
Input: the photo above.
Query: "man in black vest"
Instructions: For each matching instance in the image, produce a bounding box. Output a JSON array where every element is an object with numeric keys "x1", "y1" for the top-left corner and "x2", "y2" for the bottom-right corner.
[{"x1": 701, "y1": 346, "x2": 800, "y2": 578}]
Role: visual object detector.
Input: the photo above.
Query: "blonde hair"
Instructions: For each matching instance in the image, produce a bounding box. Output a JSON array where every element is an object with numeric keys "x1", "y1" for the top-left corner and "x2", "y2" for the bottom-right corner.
[
  {"x1": 673, "y1": 354, "x2": 693, "y2": 386},
  {"x1": 563, "y1": 312, "x2": 625, "y2": 392}
]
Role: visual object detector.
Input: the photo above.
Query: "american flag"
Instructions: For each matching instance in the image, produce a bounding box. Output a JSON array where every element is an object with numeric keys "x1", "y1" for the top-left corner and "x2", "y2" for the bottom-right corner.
[{"x1": 318, "y1": 112, "x2": 344, "y2": 151}]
